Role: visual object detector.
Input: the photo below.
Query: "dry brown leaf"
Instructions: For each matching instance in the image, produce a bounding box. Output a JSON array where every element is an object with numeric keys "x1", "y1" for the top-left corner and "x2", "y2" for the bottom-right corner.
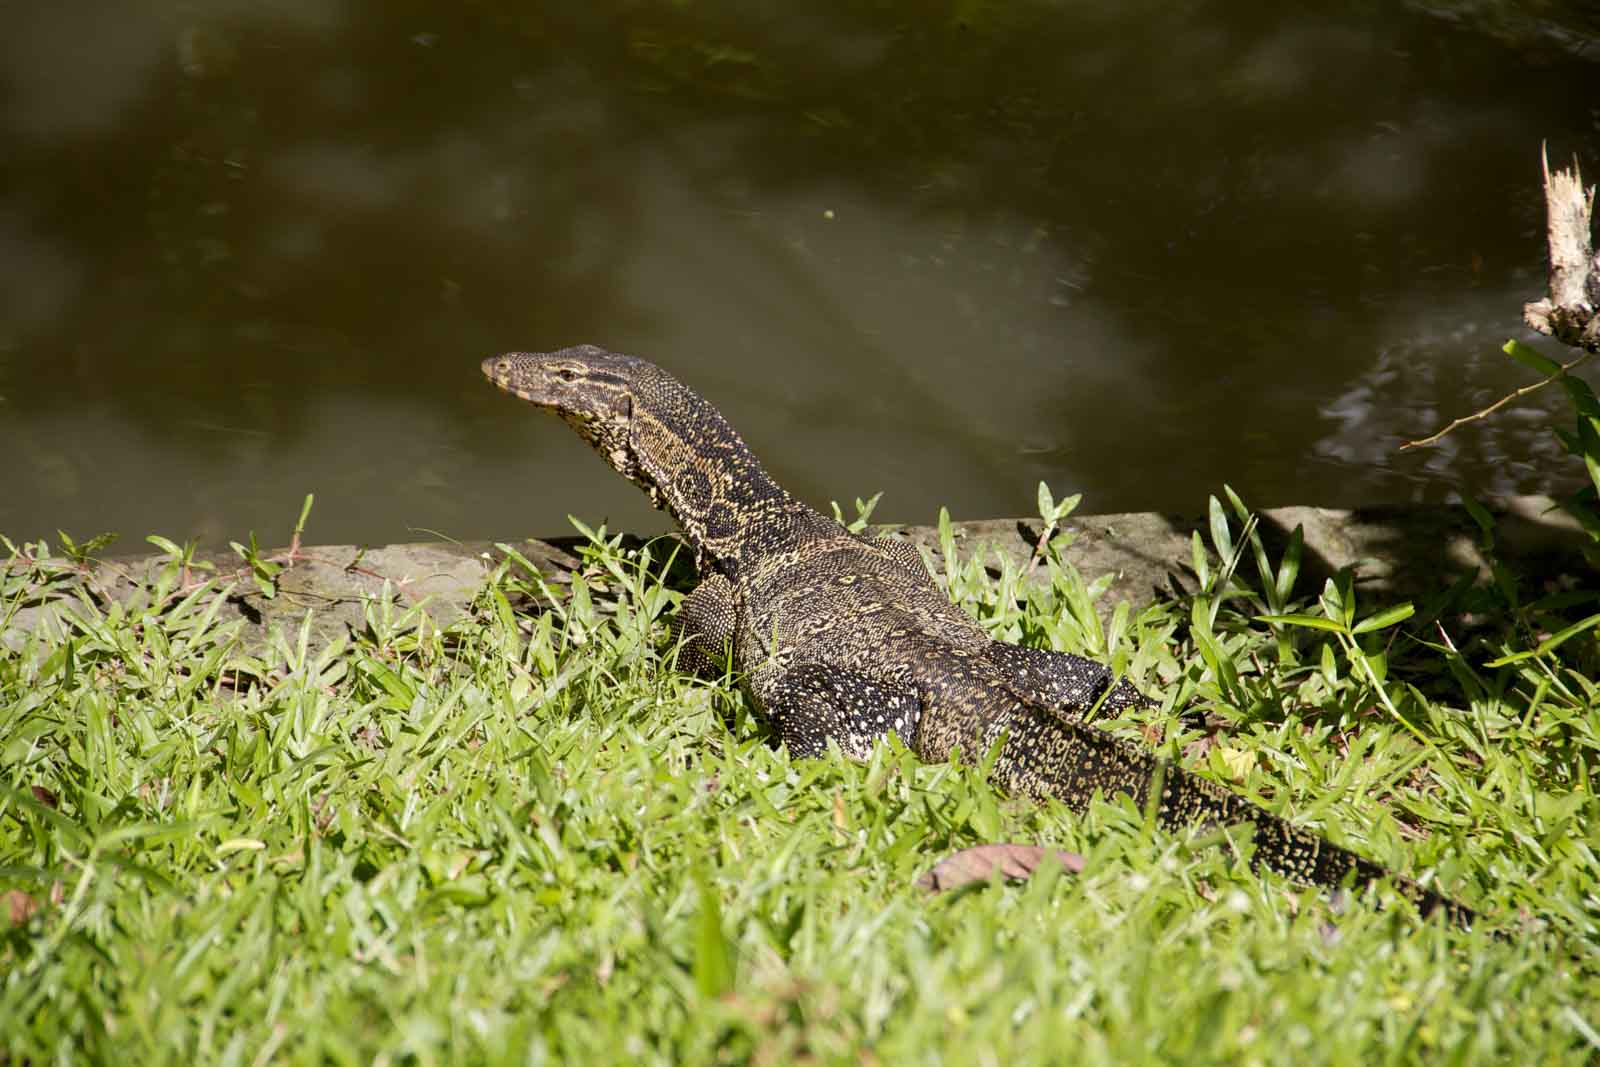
[
  {"x1": 915, "y1": 844, "x2": 1085, "y2": 892},
  {"x1": 1183, "y1": 734, "x2": 1218, "y2": 762},
  {"x1": 5, "y1": 889, "x2": 39, "y2": 926}
]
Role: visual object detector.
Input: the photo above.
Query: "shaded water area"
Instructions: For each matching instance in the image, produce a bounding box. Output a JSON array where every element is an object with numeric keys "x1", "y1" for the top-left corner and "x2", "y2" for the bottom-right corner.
[{"x1": 2, "y1": 1, "x2": 1597, "y2": 548}]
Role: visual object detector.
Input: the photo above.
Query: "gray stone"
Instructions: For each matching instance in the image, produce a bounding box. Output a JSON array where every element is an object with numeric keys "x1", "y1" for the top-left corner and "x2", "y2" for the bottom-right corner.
[{"x1": 3, "y1": 497, "x2": 1590, "y2": 656}]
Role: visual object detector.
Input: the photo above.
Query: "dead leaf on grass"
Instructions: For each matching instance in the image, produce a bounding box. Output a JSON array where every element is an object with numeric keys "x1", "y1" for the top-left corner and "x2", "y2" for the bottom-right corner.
[
  {"x1": 1183, "y1": 734, "x2": 1218, "y2": 762},
  {"x1": 5, "y1": 889, "x2": 39, "y2": 926},
  {"x1": 915, "y1": 844, "x2": 1085, "y2": 892}
]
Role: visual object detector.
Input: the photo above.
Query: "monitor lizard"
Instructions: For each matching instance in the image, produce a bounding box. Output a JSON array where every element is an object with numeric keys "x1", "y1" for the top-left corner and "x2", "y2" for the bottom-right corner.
[{"x1": 482, "y1": 344, "x2": 1472, "y2": 923}]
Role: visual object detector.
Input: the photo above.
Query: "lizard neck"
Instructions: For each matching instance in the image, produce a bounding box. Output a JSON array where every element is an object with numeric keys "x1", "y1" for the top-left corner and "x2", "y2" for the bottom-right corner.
[{"x1": 627, "y1": 382, "x2": 823, "y2": 576}]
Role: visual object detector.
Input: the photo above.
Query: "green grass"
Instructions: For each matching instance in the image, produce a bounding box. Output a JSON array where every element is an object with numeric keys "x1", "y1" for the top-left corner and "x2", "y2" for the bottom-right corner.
[{"x1": 2, "y1": 494, "x2": 1598, "y2": 1065}]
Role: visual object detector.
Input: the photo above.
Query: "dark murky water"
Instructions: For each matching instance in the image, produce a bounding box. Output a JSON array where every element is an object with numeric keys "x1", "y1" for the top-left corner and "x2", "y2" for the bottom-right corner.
[{"x1": 2, "y1": 2, "x2": 1597, "y2": 548}]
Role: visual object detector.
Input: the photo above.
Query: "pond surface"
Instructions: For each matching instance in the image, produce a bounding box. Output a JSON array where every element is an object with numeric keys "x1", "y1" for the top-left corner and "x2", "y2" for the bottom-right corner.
[{"x1": 2, "y1": 1, "x2": 1597, "y2": 548}]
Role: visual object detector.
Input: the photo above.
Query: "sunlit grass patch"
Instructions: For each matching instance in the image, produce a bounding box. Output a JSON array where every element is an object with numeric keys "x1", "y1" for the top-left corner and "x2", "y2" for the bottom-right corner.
[{"x1": 2, "y1": 494, "x2": 1597, "y2": 1065}]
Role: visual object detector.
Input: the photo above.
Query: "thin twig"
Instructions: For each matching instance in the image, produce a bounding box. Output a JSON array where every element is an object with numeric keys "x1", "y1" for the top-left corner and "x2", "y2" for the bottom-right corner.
[{"x1": 1398, "y1": 347, "x2": 1597, "y2": 451}]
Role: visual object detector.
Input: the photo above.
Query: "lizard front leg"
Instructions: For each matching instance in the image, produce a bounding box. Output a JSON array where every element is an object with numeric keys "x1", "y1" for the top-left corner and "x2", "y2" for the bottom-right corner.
[{"x1": 671, "y1": 572, "x2": 739, "y2": 678}]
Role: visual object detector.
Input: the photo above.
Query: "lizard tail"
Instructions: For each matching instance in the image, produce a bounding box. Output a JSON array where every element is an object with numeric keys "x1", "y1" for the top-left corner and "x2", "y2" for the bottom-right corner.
[{"x1": 984, "y1": 701, "x2": 1473, "y2": 925}]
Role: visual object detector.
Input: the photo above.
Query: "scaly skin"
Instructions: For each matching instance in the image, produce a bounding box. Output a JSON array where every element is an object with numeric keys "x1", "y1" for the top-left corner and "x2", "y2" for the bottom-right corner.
[{"x1": 482, "y1": 344, "x2": 1473, "y2": 924}]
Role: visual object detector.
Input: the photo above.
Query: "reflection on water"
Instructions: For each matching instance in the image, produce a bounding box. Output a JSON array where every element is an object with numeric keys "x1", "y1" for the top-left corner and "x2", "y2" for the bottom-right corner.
[
  {"x1": 1315, "y1": 309, "x2": 1565, "y2": 496},
  {"x1": 0, "y1": 1, "x2": 1596, "y2": 547}
]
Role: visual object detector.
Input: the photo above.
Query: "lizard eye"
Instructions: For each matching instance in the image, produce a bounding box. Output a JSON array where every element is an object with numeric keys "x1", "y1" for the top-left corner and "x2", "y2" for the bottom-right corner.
[{"x1": 554, "y1": 367, "x2": 579, "y2": 383}]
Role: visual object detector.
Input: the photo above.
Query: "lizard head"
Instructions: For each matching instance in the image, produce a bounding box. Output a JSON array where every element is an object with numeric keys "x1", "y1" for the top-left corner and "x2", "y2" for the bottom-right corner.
[
  {"x1": 482, "y1": 345, "x2": 651, "y2": 484},
  {"x1": 483, "y1": 344, "x2": 789, "y2": 572}
]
